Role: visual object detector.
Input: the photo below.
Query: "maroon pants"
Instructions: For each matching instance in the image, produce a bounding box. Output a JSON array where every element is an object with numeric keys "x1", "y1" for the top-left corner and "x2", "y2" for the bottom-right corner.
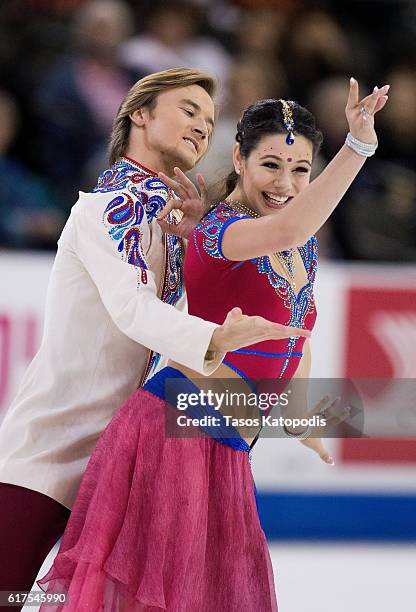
[{"x1": 0, "y1": 483, "x2": 70, "y2": 610}]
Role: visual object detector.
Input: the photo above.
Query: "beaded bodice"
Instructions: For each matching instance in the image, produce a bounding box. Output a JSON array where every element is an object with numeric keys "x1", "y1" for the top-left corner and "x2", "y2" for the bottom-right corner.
[{"x1": 184, "y1": 201, "x2": 318, "y2": 385}]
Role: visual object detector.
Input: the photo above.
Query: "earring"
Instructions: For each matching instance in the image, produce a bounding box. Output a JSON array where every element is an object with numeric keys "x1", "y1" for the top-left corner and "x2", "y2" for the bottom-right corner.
[{"x1": 236, "y1": 168, "x2": 240, "y2": 175}]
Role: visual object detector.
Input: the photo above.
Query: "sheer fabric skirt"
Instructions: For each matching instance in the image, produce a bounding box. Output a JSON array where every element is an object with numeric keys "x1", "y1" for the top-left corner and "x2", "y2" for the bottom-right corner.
[{"x1": 38, "y1": 370, "x2": 278, "y2": 611}]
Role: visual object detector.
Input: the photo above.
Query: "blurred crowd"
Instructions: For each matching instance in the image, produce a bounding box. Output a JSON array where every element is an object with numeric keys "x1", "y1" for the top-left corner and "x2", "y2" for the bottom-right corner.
[{"x1": 0, "y1": 0, "x2": 415, "y2": 259}]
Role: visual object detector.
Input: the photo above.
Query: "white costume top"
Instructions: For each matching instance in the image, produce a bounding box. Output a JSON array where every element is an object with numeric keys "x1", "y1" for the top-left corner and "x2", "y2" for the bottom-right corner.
[{"x1": 0, "y1": 158, "x2": 221, "y2": 509}]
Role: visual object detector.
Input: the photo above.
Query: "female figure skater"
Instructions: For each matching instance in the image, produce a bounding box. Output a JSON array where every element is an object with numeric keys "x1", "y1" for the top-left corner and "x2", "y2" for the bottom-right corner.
[{"x1": 38, "y1": 78, "x2": 388, "y2": 611}]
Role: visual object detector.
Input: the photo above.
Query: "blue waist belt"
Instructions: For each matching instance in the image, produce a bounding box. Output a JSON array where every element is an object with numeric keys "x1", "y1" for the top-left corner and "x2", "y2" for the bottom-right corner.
[
  {"x1": 143, "y1": 366, "x2": 261, "y2": 521},
  {"x1": 143, "y1": 366, "x2": 251, "y2": 452}
]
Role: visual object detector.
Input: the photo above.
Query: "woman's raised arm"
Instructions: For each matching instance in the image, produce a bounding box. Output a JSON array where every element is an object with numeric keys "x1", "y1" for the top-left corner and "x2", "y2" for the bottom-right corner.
[
  {"x1": 220, "y1": 79, "x2": 389, "y2": 260},
  {"x1": 158, "y1": 79, "x2": 389, "y2": 262}
]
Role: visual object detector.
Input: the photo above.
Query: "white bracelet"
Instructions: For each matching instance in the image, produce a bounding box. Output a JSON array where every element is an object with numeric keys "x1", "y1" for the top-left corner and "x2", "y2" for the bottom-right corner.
[
  {"x1": 283, "y1": 424, "x2": 312, "y2": 440},
  {"x1": 345, "y1": 132, "x2": 378, "y2": 157}
]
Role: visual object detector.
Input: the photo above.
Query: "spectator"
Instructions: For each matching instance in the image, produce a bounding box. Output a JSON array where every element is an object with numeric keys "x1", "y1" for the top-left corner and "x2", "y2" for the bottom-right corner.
[
  {"x1": 283, "y1": 10, "x2": 353, "y2": 100},
  {"x1": 236, "y1": 7, "x2": 288, "y2": 63},
  {"x1": 121, "y1": 1, "x2": 231, "y2": 86},
  {"x1": 0, "y1": 91, "x2": 63, "y2": 250},
  {"x1": 193, "y1": 54, "x2": 287, "y2": 187},
  {"x1": 34, "y1": 0, "x2": 138, "y2": 210},
  {"x1": 309, "y1": 75, "x2": 416, "y2": 261},
  {"x1": 308, "y1": 76, "x2": 349, "y2": 161},
  {"x1": 377, "y1": 64, "x2": 416, "y2": 170}
]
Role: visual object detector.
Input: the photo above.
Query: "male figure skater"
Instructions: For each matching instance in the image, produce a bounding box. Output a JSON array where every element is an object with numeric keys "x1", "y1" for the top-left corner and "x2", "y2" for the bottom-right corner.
[{"x1": 0, "y1": 68, "x2": 309, "y2": 598}]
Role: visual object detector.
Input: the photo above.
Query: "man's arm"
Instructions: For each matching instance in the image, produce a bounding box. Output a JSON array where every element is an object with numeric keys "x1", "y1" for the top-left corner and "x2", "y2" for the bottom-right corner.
[
  {"x1": 74, "y1": 192, "x2": 310, "y2": 376},
  {"x1": 75, "y1": 192, "x2": 222, "y2": 375}
]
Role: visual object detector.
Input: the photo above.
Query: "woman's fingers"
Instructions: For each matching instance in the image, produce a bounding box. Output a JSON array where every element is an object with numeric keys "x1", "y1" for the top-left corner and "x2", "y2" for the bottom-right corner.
[
  {"x1": 158, "y1": 171, "x2": 190, "y2": 199},
  {"x1": 357, "y1": 84, "x2": 389, "y2": 110},
  {"x1": 374, "y1": 95, "x2": 388, "y2": 113},
  {"x1": 346, "y1": 77, "x2": 359, "y2": 110},
  {"x1": 300, "y1": 438, "x2": 335, "y2": 465},
  {"x1": 320, "y1": 449, "x2": 335, "y2": 465},
  {"x1": 321, "y1": 403, "x2": 351, "y2": 432},
  {"x1": 359, "y1": 85, "x2": 389, "y2": 118},
  {"x1": 367, "y1": 87, "x2": 387, "y2": 114}
]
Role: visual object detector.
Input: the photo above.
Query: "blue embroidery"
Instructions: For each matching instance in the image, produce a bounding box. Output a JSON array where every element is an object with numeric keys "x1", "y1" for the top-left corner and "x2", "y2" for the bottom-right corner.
[
  {"x1": 99, "y1": 160, "x2": 183, "y2": 303},
  {"x1": 255, "y1": 253, "x2": 316, "y2": 377},
  {"x1": 131, "y1": 177, "x2": 169, "y2": 224},
  {"x1": 233, "y1": 349, "x2": 303, "y2": 358},
  {"x1": 94, "y1": 159, "x2": 151, "y2": 194},
  {"x1": 194, "y1": 203, "x2": 249, "y2": 261},
  {"x1": 162, "y1": 231, "x2": 184, "y2": 306},
  {"x1": 103, "y1": 193, "x2": 149, "y2": 284},
  {"x1": 144, "y1": 352, "x2": 162, "y2": 383},
  {"x1": 196, "y1": 201, "x2": 318, "y2": 380}
]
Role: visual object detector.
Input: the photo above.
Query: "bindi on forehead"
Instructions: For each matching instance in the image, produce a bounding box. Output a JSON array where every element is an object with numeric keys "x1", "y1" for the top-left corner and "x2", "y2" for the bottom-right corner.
[{"x1": 257, "y1": 142, "x2": 313, "y2": 165}]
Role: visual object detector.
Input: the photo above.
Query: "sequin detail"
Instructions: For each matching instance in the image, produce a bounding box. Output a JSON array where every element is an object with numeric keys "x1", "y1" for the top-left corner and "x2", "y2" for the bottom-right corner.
[
  {"x1": 95, "y1": 159, "x2": 169, "y2": 225},
  {"x1": 98, "y1": 159, "x2": 183, "y2": 301},
  {"x1": 131, "y1": 177, "x2": 169, "y2": 224},
  {"x1": 194, "y1": 203, "x2": 249, "y2": 260},
  {"x1": 103, "y1": 193, "x2": 149, "y2": 284},
  {"x1": 256, "y1": 236, "x2": 317, "y2": 376},
  {"x1": 279, "y1": 99, "x2": 296, "y2": 145},
  {"x1": 94, "y1": 159, "x2": 152, "y2": 194},
  {"x1": 195, "y1": 201, "x2": 318, "y2": 379},
  {"x1": 162, "y1": 232, "x2": 184, "y2": 305}
]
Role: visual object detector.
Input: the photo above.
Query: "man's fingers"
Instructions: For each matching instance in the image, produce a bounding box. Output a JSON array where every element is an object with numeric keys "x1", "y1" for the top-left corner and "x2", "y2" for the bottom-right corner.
[
  {"x1": 268, "y1": 324, "x2": 311, "y2": 338},
  {"x1": 174, "y1": 167, "x2": 200, "y2": 199},
  {"x1": 346, "y1": 77, "x2": 359, "y2": 110},
  {"x1": 158, "y1": 172, "x2": 189, "y2": 200},
  {"x1": 196, "y1": 173, "x2": 207, "y2": 199},
  {"x1": 156, "y1": 219, "x2": 182, "y2": 236},
  {"x1": 224, "y1": 307, "x2": 243, "y2": 323},
  {"x1": 157, "y1": 198, "x2": 181, "y2": 220},
  {"x1": 249, "y1": 323, "x2": 311, "y2": 343},
  {"x1": 158, "y1": 172, "x2": 177, "y2": 190},
  {"x1": 286, "y1": 326, "x2": 311, "y2": 338}
]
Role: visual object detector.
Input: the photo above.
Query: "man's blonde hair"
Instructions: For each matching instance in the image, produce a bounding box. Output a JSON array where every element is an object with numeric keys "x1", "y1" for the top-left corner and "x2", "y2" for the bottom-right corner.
[{"x1": 108, "y1": 67, "x2": 217, "y2": 165}]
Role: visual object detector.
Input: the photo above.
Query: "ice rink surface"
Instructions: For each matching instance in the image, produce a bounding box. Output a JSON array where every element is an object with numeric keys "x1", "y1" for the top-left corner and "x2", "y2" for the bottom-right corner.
[{"x1": 25, "y1": 540, "x2": 416, "y2": 611}]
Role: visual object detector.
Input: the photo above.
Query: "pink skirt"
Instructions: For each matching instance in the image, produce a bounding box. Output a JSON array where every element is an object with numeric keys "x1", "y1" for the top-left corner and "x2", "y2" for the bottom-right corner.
[{"x1": 37, "y1": 374, "x2": 278, "y2": 611}]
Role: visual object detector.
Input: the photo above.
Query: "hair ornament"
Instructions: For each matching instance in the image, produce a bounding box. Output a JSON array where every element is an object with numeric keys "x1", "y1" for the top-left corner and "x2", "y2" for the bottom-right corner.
[{"x1": 279, "y1": 99, "x2": 295, "y2": 145}]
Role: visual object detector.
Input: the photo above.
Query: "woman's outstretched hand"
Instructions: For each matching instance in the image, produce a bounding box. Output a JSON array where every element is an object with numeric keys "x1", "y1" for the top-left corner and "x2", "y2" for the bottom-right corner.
[
  {"x1": 345, "y1": 77, "x2": 389, "y2": 145},
  {"x1": 209, "y1": 307, "x2": 311, "y2": 354},
  {"x1": 157, "y1": 167, "x2": 207, "y2": 239},
  {"x1": 298, "y1": 395, "x2": 352, "y2": 465}
]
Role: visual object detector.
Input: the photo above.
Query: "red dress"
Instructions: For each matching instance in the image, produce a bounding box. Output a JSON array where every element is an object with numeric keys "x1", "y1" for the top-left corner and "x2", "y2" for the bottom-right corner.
[
  {"x1": 37, "y1": 201, "x2": 318, "y2": 611},
  {"x1": 185, "y1": 201, "x2": 318, "y2": 383}
]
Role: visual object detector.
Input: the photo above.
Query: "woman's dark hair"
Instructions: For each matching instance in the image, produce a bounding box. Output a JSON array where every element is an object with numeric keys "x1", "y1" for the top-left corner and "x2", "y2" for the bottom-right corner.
[{"x1": 218, "y1": 98, "x2": 323, "y2": 202}]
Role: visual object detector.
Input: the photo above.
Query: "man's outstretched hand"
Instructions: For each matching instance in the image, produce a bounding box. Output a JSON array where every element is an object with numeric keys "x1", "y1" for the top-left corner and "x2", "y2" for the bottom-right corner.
[
  {"x1": 157, "y1": 167, "x2": 207, "y2": 239},
  {"x1": 209, "y1": 307, "x2": 311, "y2": 354}
]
